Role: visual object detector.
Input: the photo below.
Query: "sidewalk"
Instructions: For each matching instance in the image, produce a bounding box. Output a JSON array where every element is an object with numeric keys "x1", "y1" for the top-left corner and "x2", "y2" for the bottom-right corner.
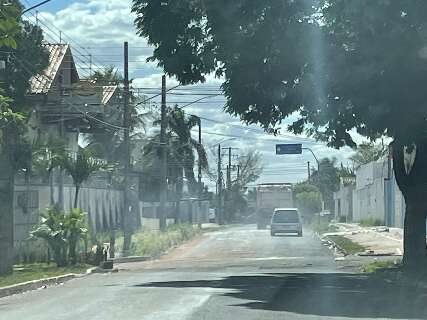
[{"x1": 325, "y1": 223, "x2": 403, "y2": 256}]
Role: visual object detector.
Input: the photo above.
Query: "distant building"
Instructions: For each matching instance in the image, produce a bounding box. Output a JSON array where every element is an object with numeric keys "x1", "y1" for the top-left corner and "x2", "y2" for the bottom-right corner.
[{"x1": 333, "y1": 158, "x2": 405, "y2": 227}]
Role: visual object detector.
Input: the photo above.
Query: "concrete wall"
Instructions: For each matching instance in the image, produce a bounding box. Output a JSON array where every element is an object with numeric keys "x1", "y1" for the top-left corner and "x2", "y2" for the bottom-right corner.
[
  {"x1": 351, "y1": 161, "x2": 388, "y2": 223},
  {"x1": 334, "y1": 159, "x2": 406, "y2": 227},
  {"x1": 140, "y1": 199, "x2": 210, "y2": 230},
  {"x1": 334, "y1": 184, "x2": 355, "y2": 221},
  {"x1": 13, "y1": 182, "x2": 125, "y2": 262}
]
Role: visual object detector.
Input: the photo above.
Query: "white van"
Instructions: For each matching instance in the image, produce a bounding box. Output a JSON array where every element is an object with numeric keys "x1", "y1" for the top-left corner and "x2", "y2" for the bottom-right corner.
[{"x1": 270, "y1": 208, "x2": 302, "y2": 237}]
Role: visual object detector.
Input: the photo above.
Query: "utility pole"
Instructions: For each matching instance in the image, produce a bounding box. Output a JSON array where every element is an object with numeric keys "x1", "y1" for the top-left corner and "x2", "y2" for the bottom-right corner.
[
  {"x1": 217, "y1": 144, "x2": 222, "y2": 225},
  {"x1": 198, "y1": 118, "x2": 202, "y2": 196},
  {"x1": 122, "y1": 41, "x2": 132, "y2": 253},
  {"x1": 58, "y1": 71, "x2": 64, "y2": 210},
  {"x1": 307, "y1": 161, "x2": 311, "y2": 182},
  {"x1": 159, "y1": 75, "x2": 168, "y2": 231}
]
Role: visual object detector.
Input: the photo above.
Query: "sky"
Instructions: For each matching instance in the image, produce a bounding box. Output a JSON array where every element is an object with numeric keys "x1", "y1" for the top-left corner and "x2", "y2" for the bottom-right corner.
[{"x1": 22, "y1": 0, "x2": 356, "y2": 188}]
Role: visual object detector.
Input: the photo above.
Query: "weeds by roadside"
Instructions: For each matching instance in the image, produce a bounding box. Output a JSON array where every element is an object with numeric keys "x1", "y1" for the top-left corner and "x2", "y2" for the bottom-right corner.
[
  {"x1": 310, "y1": 220, "x2": 338, "y2": 234},
  {"x1": 361, "y1": 260, "x2": 399, "y2": 273},
  {"x1": 116, "y1": 224, "x2": 201, "y2": 258},
  {"x1": 327, "y1": 235, "x2": 366, "y2": 255},
  {"x1": 0, "y1": 263, "x2": 90, "y2": 288},
  {"x1": 359, "y1": 217, "x2": 384, "y2": 227}
]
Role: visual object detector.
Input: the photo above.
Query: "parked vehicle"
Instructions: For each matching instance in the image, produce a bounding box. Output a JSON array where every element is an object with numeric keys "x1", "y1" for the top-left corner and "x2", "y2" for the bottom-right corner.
[
  {"x1": 256, "y1": 183, "x2": 294, "y2": 229},
  {"x1": 270, "y1": 208, "x2": 303, "y2": 237}
]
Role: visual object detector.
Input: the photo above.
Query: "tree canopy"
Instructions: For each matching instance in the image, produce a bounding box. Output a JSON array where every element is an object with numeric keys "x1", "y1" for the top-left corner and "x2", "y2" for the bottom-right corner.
[{"x1": 132, "y1": 0, "x2": 427, "y2": 146}]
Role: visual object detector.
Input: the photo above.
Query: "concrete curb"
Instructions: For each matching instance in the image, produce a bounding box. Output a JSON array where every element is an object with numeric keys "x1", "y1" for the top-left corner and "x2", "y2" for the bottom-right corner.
[
  {"x1": 113, "y1": 256, "x2": 151, "y2": 264},
  {"x1": 0, "y1": 267, "x2": 95, "y2": 299},
  {"x1": 0, "y1": 274, "x2": 76, "y2": 299}
]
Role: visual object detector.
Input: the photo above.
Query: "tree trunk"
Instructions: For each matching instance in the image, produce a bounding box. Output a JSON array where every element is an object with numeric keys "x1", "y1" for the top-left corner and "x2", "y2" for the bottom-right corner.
[
  {"x1": 74, "y1": 184, "x2": 80, "y2": 209},
  {"x1": 0, "y1": 150, "x2": 15, "y2": 275},
  {"x1": 392, "y1": 140, "x2": 427, "y2": 269},
  {"x1": 49, "y1": 169, "x2": 54, "y2": 206}
]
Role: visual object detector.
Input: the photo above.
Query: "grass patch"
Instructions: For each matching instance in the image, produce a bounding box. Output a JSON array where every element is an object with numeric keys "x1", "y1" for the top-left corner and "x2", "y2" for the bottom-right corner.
[
  {"x1": 0, "y1": 263, "x2": 90, "y2": 288},
  {"x1": 310, "y1": 220, "x2": 338, "y2": 234},
  {"x1": 359, "y1": 217, "x2": 384, "y2": 227},
  {"x1": 327, "y1": 235, "x2": 365, "y2": 254},
  {"x1": 360, "y1": 260, "x2": 399, "y2": 273},
  {"x1": 119, "y1": 224, "x2": 201, "y2": 258}
]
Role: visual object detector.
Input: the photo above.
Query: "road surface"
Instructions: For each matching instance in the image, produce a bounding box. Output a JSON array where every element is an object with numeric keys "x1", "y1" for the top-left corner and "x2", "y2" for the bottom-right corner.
[{"x1": 1, "y1": 225, "x2": 427, "y2": 320}]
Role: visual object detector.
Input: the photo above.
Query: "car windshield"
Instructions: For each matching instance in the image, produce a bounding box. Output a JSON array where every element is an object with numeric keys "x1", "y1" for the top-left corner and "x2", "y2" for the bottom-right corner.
[
  {"x1": 3, "y1": 1, "x2": 427, "y2": 319},
  {"x1": 273, "y1": 210, "x2": 299, "y2": 223}
]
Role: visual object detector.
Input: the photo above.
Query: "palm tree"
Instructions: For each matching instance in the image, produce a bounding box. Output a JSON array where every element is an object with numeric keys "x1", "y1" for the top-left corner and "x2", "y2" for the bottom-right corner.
[
  {"x1": 59, "y1": 148, "x2": 108, "y2": 208},
  {"x1": 144, "y1": 106, "x2": 208, "y2": 198},
  {"x1": 31, "y1": 136, "x2": 67, "y2": 205},
  {"x1": 84, "y1": 66, "x2": 151, "y2": 166}
]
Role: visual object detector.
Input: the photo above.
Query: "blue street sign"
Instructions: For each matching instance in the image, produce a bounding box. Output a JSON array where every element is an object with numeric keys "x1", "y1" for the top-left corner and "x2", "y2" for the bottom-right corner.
[{"x1": 276, "y1": 144, "x2": 302, "y2": 155}]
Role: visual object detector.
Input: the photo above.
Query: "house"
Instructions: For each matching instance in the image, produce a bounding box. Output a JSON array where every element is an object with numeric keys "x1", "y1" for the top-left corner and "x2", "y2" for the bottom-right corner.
[{"x1": 13, "y1": 43, "x2": 125, "y2": 262}]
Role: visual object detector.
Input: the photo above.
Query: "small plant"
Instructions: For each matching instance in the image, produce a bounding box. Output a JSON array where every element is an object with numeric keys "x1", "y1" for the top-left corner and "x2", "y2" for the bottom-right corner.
[
  {"x1": 65, "y1": 209, "x2": 88, "y2": 265},
  {"x1": 31, "y1": 207, "x2": 68, "y2": 267},
  {"x1": 31, "y1": 207, "x2": 88, "y2": 266}
]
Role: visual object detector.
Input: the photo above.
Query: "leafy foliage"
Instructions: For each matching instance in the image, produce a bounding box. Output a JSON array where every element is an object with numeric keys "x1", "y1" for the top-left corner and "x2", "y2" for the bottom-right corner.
[
  {"x1": 293, "y1": 182, "x2": 322, "y2": 221},
  {"x1": 31, "y1": 207, "x2": 68, "y2": 267},
  {"x1": 31, "y1": 207, "x2": 88, "y2": 266},
  {"x1": 141, "y1": 106, "x2": 208, "y2": 199},
  {"x1": 133, "y1": 0, "x2": 427, "y2": 146},
  {"x1": 310, "y1": 158, "x2": 341, "y2": 212},
  {"x1": 350, "y1": 141, "x2": 388, "y2": 169},
  {"x1": 59, "y1": 148, "x2": 110, "y2": 208},
  {"x1": 0, "y1": 0, "x2": 21, "y2": 49}
]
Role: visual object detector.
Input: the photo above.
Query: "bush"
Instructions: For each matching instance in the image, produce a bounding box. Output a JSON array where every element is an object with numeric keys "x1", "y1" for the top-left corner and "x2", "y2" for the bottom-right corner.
[
  {"x1": 31, "y1": 207, "x2": 88, "y2": 267},
  {"x1": 359, "y1": 217, "x2": 384, "y2": 227}
]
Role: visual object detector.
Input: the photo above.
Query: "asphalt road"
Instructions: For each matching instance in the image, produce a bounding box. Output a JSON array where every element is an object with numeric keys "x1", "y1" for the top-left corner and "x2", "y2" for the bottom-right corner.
[{"x1": 1, "y1": 225, "x2": 427, "y2": 320}]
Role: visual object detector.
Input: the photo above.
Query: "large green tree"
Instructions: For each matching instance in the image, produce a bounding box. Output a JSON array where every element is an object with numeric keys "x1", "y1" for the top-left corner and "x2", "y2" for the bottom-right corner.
[
  {"x1": 132, "y1": 0, "x2": 427, "y2": 268},
  {"x1": 293, "y1": 182, "x2": 322, "y2": 222},
  {"x1": 310, "y1": 158, "x2": 340, "y2": 212},
  {"x1": 0, "y1": 0, "x2": 48, "y2": 275}
]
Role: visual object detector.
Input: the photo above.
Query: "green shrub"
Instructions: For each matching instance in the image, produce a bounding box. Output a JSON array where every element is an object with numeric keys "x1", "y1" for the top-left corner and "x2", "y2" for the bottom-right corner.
[
  {"x1": 359, "y1": 217, "x2": 384, "y2": 227},
  {"x1": 31, "y1": 207, "x2": 88, "y2": 266}
]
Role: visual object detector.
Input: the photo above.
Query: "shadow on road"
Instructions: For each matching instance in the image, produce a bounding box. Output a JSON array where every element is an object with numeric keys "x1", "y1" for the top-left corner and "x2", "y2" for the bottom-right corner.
[{"x1": 134, "y1": 273, "x2": 427, "y2": 319}]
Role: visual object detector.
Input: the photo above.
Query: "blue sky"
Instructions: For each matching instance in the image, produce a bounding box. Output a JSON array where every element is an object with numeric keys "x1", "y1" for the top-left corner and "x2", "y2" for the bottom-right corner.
[
  {"x1": 25, "y1": 0, "x2": 356, "y2": 187},
  {"x1": 24, "y1": 0, "x2": 71, "y2": 12}
]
